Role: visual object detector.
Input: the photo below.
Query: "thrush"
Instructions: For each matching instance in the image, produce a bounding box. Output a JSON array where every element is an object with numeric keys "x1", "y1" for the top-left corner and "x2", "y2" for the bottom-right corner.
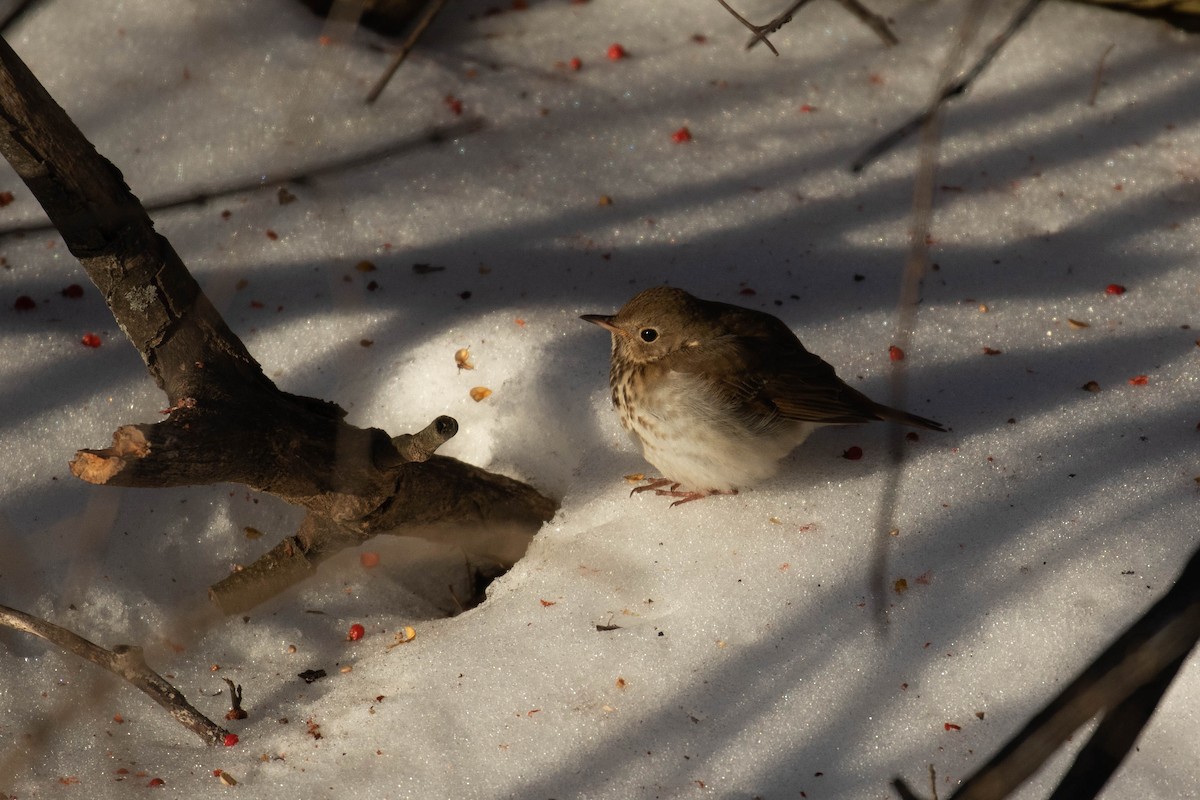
[{"x1": 582, "y1": 286, "x2": 945, "y2": 504}]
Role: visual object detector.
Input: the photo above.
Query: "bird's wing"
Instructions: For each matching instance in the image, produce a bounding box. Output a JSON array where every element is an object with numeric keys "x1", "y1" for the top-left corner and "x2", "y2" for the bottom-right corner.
[{"x1": 661, "y1": 334, "x2": 887, "y2": 426}]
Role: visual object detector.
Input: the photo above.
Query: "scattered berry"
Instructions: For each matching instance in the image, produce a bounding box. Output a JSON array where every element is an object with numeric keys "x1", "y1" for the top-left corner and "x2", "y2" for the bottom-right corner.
[
  {"x1": 347, "y1": 623, "x2": 366, "y2": 641},
  {"x1": 360, "y1": 552, "x2": 380, "y2": 568},
  {"x1": 606, "y1": 43, "x2": 627, "y2": 61},
  {"x1": 843, "y1": 446, "x2": 864, "y2": 460},
  {"x1": 1105, "y1": 283, "x2": 1126, "y2": 295},
  {"x1": 80, "y1": 333, "x2": 102, "y2": 348},
  {"x1": 223, "y1": 733, "x2": 239, "y2": 747},
  {"x1": 671, "y1": 126, "x2": 692, "y2": 143},
  {"x1": 568, "y1": 57, "x2": 582, "y2": 71},
  {"x1": 1128, "y1": 375, "x2": 1148, "y2": 386},
  {"x1": 13, "y1": 295, "x2": 35, "y2": 311},
  {"x1": 61, "y1": 284, "x2": 84, "y2": 298},
  {"x1": 888, "y1": 345, "x2": 904, "y2": 361}
]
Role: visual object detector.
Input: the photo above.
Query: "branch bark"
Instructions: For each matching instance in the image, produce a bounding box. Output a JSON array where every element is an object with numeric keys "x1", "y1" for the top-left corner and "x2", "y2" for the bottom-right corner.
[{"x1": 0, "y1": 33, "x2": 556, "y2": 611}]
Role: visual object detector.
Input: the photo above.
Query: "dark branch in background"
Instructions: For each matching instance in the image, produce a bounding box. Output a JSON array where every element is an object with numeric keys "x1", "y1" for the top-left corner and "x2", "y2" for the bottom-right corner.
[
  {"x1": 0, "y1": 604, "x2": 233, "y2": 745},
  {"x1": 0, "y1": 0, "x2": 40, "y2": 33},
  {"x1": 366, "y1": 0, "x2": 449, "y2": 103},
  {"x1": 852, "y1": 0, "x2": 1045, "y2": 173},
  {"x1": 894, "y1": 543, "x2": 1200, "y2": 800},
  {"x1": 717, "y1": 0, "x2": 897, "y2": 56},
  {"x1": 0, "y1": 34, "x2": 555, "y2": 615},
  {"x1": 0, "y1": 117, "x2": 485, "y2": 241}
]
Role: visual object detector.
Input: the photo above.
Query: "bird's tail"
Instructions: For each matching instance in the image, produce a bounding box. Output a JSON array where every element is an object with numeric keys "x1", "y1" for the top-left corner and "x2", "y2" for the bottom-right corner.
[{"x1": 874, "y1": 404, "x2": 947, "y2": 432}]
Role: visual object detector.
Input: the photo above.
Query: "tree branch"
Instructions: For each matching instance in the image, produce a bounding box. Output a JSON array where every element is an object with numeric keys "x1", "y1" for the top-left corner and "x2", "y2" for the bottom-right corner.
[{"x1": 0, "y1": 33, "x2": 556, "y2": 611}]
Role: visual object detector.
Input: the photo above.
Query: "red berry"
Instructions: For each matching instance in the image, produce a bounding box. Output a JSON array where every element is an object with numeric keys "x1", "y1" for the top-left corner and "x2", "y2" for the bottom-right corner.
[
  {"x1": 888, "y1": 345, "x2": 904, "y2": 361},
  {"x1": 799, "y1": 104, "x2": 817, "y2": 113},
  {"x1": 944, "y1": 722, "x2": 961, "y2": 731},
  {"x1": 13, "y1": 295, "x2": 35, "y2": 311},
  {"x1": 568, "y1": 57, "x2": 582, "y2": 71},
  {"x1": 1105, "y1": 283, "x2": 1126, "y2": 295},
  {"x1": 606, "y1": 43, "x2": 627, "y2": 60},
  {"x1": 147, "y1": 777, "x2": 166, "y2": 787},
  {"x1": 61, "y1": 284, "x2": 84, "y2": 298},
  {"x1": 843, "y1": 446, "x2": 864, "y2": 460},
  {"x1": 223, "y1": 733, "x2": 239, "y2": 747},
  {"x1": 347, "y1": 623, "x2": 366, "y2": 641},
  {"x1": 1128, "y1": 375, "x2": 1148, "y2": 386},
  {"x1": 360, "y1": 552, "x2": 380, "y2": 568},
  {"x1": 81, "y1": 333, "x2": 102, "y2": 348},
  {"x1": 671, "y1": 126, "x2": 692, "y2": 144},
  {"x1": 444, "y1": 95, "x2": 463, "y2": 116}
]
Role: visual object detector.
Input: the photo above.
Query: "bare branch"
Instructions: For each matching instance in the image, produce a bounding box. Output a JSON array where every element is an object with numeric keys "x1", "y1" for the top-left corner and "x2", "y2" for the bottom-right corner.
[
  {"x1": 0, "y1": 604, "x2": 233, "y2": 746},
  {"x1": 853, "y1": 0, "x2": 1046, "y2": 172},
  {"x1": 366, "y1": 0, "x2": 450, "y2": 103}
]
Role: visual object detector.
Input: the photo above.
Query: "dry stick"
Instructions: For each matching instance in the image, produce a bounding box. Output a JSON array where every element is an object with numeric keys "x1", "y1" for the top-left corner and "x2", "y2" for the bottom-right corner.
[
  {"x1": 832, "y1": 0, "x2": 899, "y2": 46},
  {"x1": 1046, "y1": 649, "x2": 1189, "y2": 800},
  {"x1": 852, "y1": 0, "x2": 1046, "y2": 173},
  {"x1": 365, "y1": 0, "x2": 449, "y2": 103},
  {"x1": 870, "y1": 0, "x2": 986, "y2": 623},
  {"x1": 715, "y1": 0, "x2": 783, "y2": 56},
  {"x1": 0, "y1": 604, "x2": 232, "y2": 746},
  {"x1": 1087, "y1": 43, "x2": 1116, "y2": 107},
  {"x1": 892, "y1": 543, "x2": 1200, "y2": 800},
  {"x1": 742, "y1": 0, "x2": 897, "y2": 52}
]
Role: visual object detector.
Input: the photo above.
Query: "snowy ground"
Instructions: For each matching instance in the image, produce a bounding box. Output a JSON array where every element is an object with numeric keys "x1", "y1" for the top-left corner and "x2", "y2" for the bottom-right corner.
[{"x1": 1, "y1": 0, "x2": 1198, "y2": 797}]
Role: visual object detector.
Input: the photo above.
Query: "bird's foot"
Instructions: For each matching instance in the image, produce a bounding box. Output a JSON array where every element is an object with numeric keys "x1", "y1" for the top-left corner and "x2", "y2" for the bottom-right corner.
[
  {"x1": 630, "y1": 478, "x2": 678, "y2": 497},
  {"x1": 656, "y1": 487, "x2": 739, "y2": 507},
  {"x1": 629, "y1": 477, "x2": 738, "y2": 507}
]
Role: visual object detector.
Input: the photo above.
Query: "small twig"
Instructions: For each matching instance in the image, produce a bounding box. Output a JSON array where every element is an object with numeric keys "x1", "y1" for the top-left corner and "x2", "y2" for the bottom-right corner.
[
  {"x1": 1087, "y1": 43, "x2": 1115, "y2": 107},
  {"x1": 742, "y1": 0, "x2": 897, "y2": 52},
  {"x1": 365, "y1": 0, "x2": 450, "y2": 104},
  {"x1": 716, "y1": 0, "x2": 782, "y2": 56},
  {"x1": 0, "y1": 604, "x2": 232, "y2": 746},
  {"x1": 852, "y1": 0, "x2": 1046, "y2": 172},
  {"x1": 929, "y1": 762, "x2": 939, "y2": 800},
  {"x1": 834, "y1": 0, "x2": 899, "y2": 46},
  {"x1": 222, "y1": 677, "x2": 248, "y2": 720}
]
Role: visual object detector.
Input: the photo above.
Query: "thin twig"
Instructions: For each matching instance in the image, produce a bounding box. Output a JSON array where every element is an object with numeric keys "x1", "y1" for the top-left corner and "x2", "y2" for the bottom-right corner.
[
  {"x1": 852, "y1": 0, "x2": 1046, "y2": 172},
  {"x1": 365, "y1": 0, "x2": 450, "y2": 104},
  {"x1": 1087, "y1": 43, "x2": 1115, "y2": 107},
  {"x1": 716, "y1": 0, "x2": 781, "y2": 56},
  {"x1": 0, "y1": 604, "x2": 233, "y2": 746},
  {"x1": 835, "y1": 0, "x2": 899, "y2": 45},
  {"x1": 743, "y1": 0, "x2": 897, "y2": 51}
]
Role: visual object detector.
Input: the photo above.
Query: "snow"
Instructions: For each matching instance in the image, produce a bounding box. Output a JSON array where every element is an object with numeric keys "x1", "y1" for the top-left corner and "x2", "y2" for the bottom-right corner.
[{"x1": 1, "y1": 0, "x2": 1198, "y2": 797}]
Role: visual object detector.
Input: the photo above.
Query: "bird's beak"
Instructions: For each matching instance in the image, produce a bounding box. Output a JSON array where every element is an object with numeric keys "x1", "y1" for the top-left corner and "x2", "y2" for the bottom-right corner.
[{"x1": 580, "y1": 313, "x2": 622, "y2": 335}]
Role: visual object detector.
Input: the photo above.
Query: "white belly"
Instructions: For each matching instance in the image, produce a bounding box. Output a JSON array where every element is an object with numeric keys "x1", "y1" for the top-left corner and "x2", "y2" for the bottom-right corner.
[{"x1": 620, "y1": 372, "x2": 815, "y2": 492}]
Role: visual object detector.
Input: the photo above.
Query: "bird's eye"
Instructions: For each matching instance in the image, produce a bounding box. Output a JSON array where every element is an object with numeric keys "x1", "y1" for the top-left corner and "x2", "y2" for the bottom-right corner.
[{"x1": 639, "y1": 328, "x2": 658, "y2": 343}]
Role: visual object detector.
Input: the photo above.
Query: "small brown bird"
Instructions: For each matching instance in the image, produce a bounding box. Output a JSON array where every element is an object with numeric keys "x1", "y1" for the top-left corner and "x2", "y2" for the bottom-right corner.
[{"x1": 582, "y1": 287, "x2": 945, "y2": 504}]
